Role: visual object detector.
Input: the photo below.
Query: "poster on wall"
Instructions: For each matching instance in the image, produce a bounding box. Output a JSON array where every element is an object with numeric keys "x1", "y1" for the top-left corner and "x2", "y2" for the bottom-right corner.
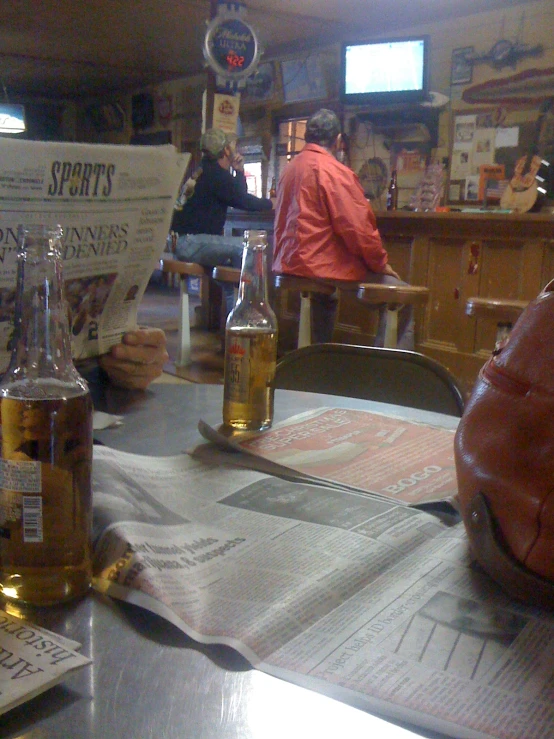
[{"x1": 212, "y1": 93, "x2": 240, "y2": 134}]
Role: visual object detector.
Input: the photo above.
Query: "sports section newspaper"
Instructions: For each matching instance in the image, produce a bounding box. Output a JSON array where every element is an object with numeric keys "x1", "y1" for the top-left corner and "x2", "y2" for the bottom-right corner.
[{"x1": 0, "y1": 137, "x2": 188, "y2": 369}]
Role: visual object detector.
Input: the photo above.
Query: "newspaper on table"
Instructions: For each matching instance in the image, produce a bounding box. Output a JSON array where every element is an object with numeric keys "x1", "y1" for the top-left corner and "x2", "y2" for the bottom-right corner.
[
  {"x1": 92, "y1": 443, "x2": 554, "y2": 739},
  {"x1": 0, "y1": 608, "x2": 91, "y2": 716},
  {"x1": 197, "y1": 407, "x2": 460, "y2": 510},
  {"x1": 0, "y1": 137, "x2": 189, "y2": 370}
]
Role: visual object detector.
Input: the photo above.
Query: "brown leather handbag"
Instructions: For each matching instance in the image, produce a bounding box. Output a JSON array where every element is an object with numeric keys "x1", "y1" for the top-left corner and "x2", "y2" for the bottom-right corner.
[{"x1": 454, "y1": 281, "x2": 554, "y2": 608}]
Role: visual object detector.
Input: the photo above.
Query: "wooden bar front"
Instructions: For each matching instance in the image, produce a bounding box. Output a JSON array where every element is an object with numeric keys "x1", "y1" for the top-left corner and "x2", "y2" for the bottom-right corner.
[{"x1": 226, "y1": 209, "x2": 554, "y2": 396}]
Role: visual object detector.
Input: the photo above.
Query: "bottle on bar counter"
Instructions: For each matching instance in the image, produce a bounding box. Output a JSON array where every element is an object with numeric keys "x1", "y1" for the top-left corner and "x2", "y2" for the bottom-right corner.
[
  {"x1": 0, "y1": 225, "x2": 93, "y2": 606},
  {"x1": 223, "y1": 230, "x2": 278, "y2": 431},
  {"x1": 386, "y1": 169, "x2": 398, "y2": 211}
]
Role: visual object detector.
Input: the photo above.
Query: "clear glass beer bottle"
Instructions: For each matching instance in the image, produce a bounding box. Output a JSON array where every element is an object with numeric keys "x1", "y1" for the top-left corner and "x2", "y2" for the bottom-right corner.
[
  {"x1": 223, "y1": 230, "x2": 278, "y2": 431},
  {"x1": 0, "y1": 225, "x2": 93, "y2": 606}
]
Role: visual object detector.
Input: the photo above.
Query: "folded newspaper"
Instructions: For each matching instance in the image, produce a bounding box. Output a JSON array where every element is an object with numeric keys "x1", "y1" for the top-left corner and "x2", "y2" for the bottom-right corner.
[
  {"x1": 0, "y1": 609, "x2": 91, "y2": 716},
  {"x1": 91, "y1": 444, "x2": 554, "y2": 739},
  {"x1": 0, "y1": 137, "x2": 189, "y2": 370},
  {"x1": 197, "y1": 407, "x2": 459, "y2": 509}
]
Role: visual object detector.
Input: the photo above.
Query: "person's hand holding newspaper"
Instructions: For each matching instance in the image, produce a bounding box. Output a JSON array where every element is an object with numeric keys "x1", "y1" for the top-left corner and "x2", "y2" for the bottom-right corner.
[{"x1": 99, "y1": 327, "x2": 168, "y2": 390}]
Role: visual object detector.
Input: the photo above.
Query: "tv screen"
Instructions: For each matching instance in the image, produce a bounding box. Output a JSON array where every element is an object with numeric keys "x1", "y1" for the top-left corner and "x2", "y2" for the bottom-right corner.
[
  {"x1": 341, "y1": 37, "x2": 429, "y2": 106},
  {"x1": 0, "y1": 104, "x2": 26, "y2": 134}
]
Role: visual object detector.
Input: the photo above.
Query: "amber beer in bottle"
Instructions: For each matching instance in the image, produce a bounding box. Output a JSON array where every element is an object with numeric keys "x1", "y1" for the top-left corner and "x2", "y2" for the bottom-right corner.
[
  {"x1": 223, "y1": 230, "x2": 278, "y2": 430},
  {"x1": 0, "y1": 225, "x2": 93, "y2": 606}
]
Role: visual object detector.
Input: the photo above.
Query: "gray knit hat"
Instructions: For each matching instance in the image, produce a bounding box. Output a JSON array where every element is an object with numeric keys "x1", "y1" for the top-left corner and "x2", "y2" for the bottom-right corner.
[{"x1": 200, "y1": 128, "x2": 228, "y2": 159}]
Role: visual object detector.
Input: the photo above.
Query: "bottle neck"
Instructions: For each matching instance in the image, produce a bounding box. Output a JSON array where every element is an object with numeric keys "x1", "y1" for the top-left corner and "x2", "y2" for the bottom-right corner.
[
  {"x1": 5, "y1": 226, "x2": 80, "y2": 384},
  {"x1": 237, "y1": 240, "x2": 269, "y2": 306}
]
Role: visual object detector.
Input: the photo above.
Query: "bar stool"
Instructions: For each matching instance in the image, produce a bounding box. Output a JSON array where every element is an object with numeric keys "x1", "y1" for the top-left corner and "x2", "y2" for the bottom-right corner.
[
  {"x1": 465, "y1": 297, "x2": 529, "y2": 353},
  {"x1": 161, "y1": 258, "x2": 208, "y2": 366},
  {"x1": 274, "y1": 274, "x2": 336, "y2": 348},
  {"x1": 212, "y1": 265, "x2": 241, "y2": 328},
  {"x1": 357, "y1": 284, "x2": 429, "y2": 348}
]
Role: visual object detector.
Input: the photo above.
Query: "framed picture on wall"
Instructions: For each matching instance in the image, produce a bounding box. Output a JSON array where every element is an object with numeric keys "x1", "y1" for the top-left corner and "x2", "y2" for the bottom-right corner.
[
  {"x1": 243, "y1": 63, "x2": 275, "y2": 103},
  {"x1": 450, "y1": 47, "x2": 474, "y2": 86},
  {"x1": 281, "y1": 54, "x2": 329, "y2": 103}
]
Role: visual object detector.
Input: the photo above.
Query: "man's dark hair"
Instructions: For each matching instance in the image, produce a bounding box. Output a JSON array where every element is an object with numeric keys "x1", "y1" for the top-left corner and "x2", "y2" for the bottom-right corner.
[{"x1": 305, "y1": 109, "x2": 341, "y2": 148}]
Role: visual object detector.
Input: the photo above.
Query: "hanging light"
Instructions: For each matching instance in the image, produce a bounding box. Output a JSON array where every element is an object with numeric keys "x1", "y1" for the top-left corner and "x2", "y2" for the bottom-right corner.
[{"x1": 0, "y1": 81, "x2": 25, "y2": 134}]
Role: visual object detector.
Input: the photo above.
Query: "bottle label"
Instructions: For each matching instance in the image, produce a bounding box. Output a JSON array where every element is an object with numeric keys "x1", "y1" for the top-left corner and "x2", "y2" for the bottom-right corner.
[
  {"x1": 0, "y1": 460, "x2": 43, "y2": 540},
  {"x1": 225, "y1": 336, "x2": 251, "y2": 402},
  {"x1": 0, "y1": 458, "x2": 41, "y2": 492},
  {"x1": 22, "y1": 495, "x2": 43, "y2": 542}
]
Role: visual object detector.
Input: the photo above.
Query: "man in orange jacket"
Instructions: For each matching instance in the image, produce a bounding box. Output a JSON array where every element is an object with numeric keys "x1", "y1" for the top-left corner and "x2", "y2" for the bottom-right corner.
[{"x1": 273, "y1": 108, "x2": 413, "y2": 347}]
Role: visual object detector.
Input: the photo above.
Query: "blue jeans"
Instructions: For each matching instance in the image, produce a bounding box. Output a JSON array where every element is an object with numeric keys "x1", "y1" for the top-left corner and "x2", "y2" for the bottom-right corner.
[
  {"x1": 176, "y1": 233, "x2": 243, "y2": 314},
  {"x1": 312, "y1": 272, "x2": 415, "y2": 350}
]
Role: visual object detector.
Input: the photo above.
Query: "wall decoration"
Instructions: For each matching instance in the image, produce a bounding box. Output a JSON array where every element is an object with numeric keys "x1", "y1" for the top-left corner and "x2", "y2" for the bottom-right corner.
[
  {"x1": 281, "y1": 54, "x2": 329, "y2": 103},
  {"x1": 212, "y1": 93, "x2": 240, "y2": 133},
  {"x1": 467, "y1": 38, "x2": 543, "y2": 72},
  {"x1": 243, "y1": 63, "x2": 275, "y2": 102},
  {"x1": 86, "y1": 102, "x2": 125, "y2": 133},
  {"x1": 157, "y1": 94, "x2": 173, "y2": 125},
  {"x1": 204, "y1": 2, "x2": 261, "y2": 90},
  {"x1": 131, "y1": 93, "x2": 154, "y2": 130},
  {"x1": 446, "y1": 105, "x2": 554, "y2": 206},
  {"x1": 463, "y1": 66, "x2": 554, "y2": 105},
  {"x1": 451, "y1": 47, "x2": 474, "y2": 86}
]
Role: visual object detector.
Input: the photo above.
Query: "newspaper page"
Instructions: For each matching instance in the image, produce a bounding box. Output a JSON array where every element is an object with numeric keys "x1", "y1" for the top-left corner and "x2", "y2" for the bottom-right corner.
[
  {"x1": 197, "y1": 407, "x2": 459, "y2": 508},
  {"x1": 92, "y1": 445, "x2": 554, "y2": 739},
  {"x1": 0, "y1": 608, "x2": 91, "y2": 716},
  {"x1": 0, "y1": 138, "x2": 189, "y2": 369}
]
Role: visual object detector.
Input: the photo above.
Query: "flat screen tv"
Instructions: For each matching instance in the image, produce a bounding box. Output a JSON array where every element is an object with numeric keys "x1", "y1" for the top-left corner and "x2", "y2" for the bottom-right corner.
[{"x1": 341, "y1": 36, "x2": 429, "y2": 106}]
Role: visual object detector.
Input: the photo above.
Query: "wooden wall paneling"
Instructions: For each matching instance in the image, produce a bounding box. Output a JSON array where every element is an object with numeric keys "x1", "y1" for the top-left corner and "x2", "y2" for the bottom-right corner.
[{"x1": 540, "y1": 240, "x2": 554, "y2": 289}]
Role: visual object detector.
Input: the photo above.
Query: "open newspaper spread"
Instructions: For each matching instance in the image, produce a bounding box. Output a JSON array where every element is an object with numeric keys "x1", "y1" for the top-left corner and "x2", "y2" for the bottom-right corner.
[
  {"x1": 0, "y1": 609, "x2": 91, "y2": 716},
  {"x1": 197, "y1": 407, "x2": 459, "y2": 509},
  {"x1": 92, "y1": 445, "x2": 554, "y2": 739},
  {"x1": 0, "y1": 138, "x2": 189, "y2": 370}
]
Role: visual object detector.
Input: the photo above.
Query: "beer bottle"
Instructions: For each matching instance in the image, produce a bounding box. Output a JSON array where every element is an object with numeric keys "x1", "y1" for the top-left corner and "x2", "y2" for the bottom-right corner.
[
  {"x1": 0, "y1": 225, "x2": 93, "y2": 606},
  {"x1": 386, "y1": 169, "x2": 398, "y2": 211},
  {"x1": 223, "y1": 230, "x2": 278, "y2": 431}
]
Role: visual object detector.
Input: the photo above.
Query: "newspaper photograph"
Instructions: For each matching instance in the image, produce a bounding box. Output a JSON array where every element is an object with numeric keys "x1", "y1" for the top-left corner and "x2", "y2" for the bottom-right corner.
[
  {"x1": 91, "y1": 445, "x2": 554, "y2": 739},
  {"x1": 0, "y1": 137, "x2": 189, "y2": 369},
  {"x1": 197, "y1": 407, "x2": 460, "y2": 508},
  {"x1": 0, "y1": 608, "x2": 91, "y2": 716}
]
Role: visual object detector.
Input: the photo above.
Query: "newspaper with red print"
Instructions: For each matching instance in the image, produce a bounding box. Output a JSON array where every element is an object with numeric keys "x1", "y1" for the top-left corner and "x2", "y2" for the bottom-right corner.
[{"x1": 197, "y1": 407, "x2": 459, "y2": 510}]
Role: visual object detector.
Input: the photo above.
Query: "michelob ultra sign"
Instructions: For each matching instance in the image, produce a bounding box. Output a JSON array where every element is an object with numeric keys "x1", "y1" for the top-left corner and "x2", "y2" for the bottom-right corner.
[{"x1": 204, "y1": 2, "x2": 261, "y2": 81}]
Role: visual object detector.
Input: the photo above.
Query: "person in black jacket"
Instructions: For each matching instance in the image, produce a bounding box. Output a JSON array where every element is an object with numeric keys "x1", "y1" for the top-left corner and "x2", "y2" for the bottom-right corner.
[{"x1": 172, "y1": 128, "x2": 272, "y2": 313}]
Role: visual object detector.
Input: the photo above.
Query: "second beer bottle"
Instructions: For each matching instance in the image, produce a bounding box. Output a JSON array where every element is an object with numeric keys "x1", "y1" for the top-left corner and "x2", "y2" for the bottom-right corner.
[
  {"x1": 223, "y1": 230, "x2": 277, "y2": 431},
  {"x1": 0, "y1": 225, "x2": 93, "y2": 606}
]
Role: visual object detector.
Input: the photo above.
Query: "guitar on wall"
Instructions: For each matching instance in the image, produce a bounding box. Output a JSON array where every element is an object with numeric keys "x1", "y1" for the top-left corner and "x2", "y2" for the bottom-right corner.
[{"x1": 500, "y1": 98, "x2": 554, "y2": 213}]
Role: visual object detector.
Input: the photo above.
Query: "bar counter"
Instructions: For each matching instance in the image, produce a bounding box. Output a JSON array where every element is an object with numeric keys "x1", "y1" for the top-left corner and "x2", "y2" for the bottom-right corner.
[{"x1": 228, "y1": 207, "x2": 554, "y2": 395}]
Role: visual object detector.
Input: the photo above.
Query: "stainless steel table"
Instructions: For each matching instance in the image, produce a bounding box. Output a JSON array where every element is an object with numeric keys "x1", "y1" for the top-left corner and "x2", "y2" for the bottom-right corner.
[{"x1": 2, "y1": 381, "x2": 458, "y2": 739}]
